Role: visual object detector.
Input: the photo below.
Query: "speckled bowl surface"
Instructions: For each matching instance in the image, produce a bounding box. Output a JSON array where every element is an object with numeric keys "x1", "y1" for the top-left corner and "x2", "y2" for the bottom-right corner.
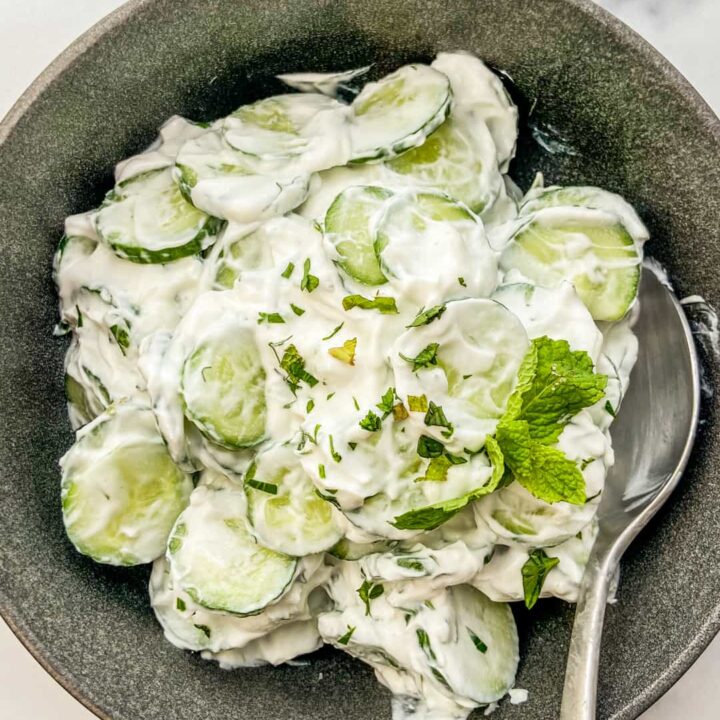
[{"x1": 1, "y1": 0, "x2": 719, "y2": 718}]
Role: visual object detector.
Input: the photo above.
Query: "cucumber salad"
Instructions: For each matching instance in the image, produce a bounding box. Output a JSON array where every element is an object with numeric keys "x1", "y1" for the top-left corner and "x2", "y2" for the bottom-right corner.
[{"x1": 54, "y1": 51, "x2": 647, "y2": 719}]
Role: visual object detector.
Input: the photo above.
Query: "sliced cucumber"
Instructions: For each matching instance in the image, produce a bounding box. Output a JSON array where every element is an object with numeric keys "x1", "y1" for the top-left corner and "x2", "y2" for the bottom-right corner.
[
  {"x1": 223, "y1": 93, "x2": 349, "y2": 167},
  {"x1": 492, "y1": 282, "x2": 602, "y2": 361},
  {"x1": 414, "y1": 585, "x2": 518, "y2": 704},
  {"x1": 323, "y1": 185, "x2": 392, "y2": 285},
  {"x1": 431, "y1": 52, "x2": 519, "y2": 172},
  {"x1": 174, "y1": 129, "x2": 310, "y2": 223},
  {"x1": 277, "y1": 66, "x2": 372, "y2": 97},
  {"x1": 349, "y1": 64, "x2": 452, "y2": 163},
  {"x1": 181, "y1": 325, "x2": 267, "y2": 449},
  {"x1": 392, "y1": 299, "x2": 529, "y2": 451},
  {"x1": 209, "y1": 223, "x2": 266, "y2": 290},
  {"x1": 500, "y1": 207, "x2": 641, "y2": 321},
  {"x1": 384, "y1": 112, "x2": 502, "y2": 213},
  {"x1": 519, "y1": 184, "x2": 650, "y2": 245},
  {"x1": 167, "y1": 482, "x2": 298, "y2": 615},
  {"x1": 95, "y1": 169, "x2": 222, "y2": 263},
  {"x1": 374, "y1": 191, "x2": 497, "y2": 303},
  {"x1": 60, "y1": 404, "x2": 193, "y2": 566},
  {"x1": 245, "y1": 443, "x2": 343, "y2": 556}
]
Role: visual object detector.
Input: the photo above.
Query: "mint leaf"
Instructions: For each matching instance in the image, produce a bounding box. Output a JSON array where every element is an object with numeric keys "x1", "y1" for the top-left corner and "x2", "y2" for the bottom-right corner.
[
  {"x1": 468, "y1": 629, "x2": 488, "y2": 654},
  {"x1": 400, "y1": 343, "x2": 439, "y2": 372},
  {"x1": 322, "y1": 322, "x2": 344, "y2": 341},
  {"x1": 176, "y1": 597, "x2": 186, "y2": 612},
  {"x1": 359, "y1": 410, "x2": 382, "y2": 432},
  {"x1": 376, "y1": 387, "x2": 397, "y2": 419},
  {"x1": 110, "y1": 324, "x2": 130, "y2": 354},
  {"x1": 424, "y1": 401, "x2": 453, "y2": 438},
  {"x1": 257, "y1": 311, "x2": 285, "y2": 324},
  {"x1": 417, "y1": 434, "x2": 445, "y2": 458},
  {"x1": 300, "y1": 258, "x2": 319, "y2": 292},
  {"x1": 279, "y1": 344, "x2": 319, "y2": 391},
  {"x1": 329, "y1": 337, "x2": 357, "y2": 365},
  {"x1": 342, "y1": 294, "x2": 398, "y2": 314},
  {"x1": 604, "y1": 400, "x2": 616, "y2": 417},
  {"x1": 522, "y1": 549, "x2": 559, "y2": 609},
  {"x1": 246, "y1": 479, "x2": 279, "y2": 494},
  {"x1": 358, "y1": 579, "x2": 384, "y2": 616},
  {"x1": 290, "y1": 303, "x2": 305, "y2": 316},
  {"x1": 407, "y1": 304, "x2": 446, "y2": 328},
  {"x1": 280, "y1": 262, "x2": 295, "y2": 279},
  {"x1": 337, "y1": 626, "x2": 356, "y2": 645}
]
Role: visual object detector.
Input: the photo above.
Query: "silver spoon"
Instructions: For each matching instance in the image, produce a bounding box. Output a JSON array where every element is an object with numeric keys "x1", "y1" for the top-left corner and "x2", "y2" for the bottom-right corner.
[{"x1": 560, "y1": 266, "x2": 701, "y2": 720}]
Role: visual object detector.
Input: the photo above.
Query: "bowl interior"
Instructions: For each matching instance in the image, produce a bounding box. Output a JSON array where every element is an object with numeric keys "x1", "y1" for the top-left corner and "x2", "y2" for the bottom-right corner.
[{"x1": 1, "y1": 1, "x2": 719, "y2": 719}]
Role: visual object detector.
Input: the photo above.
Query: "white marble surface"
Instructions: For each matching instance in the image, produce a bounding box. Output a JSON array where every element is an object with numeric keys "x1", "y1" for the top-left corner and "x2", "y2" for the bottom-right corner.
[{"x1": 0, "y1": 0, "x2": 718, "y2": 718}]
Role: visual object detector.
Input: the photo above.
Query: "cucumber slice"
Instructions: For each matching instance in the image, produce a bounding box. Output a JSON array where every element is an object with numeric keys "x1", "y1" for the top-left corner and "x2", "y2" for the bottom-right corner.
[
  {"x1": 277, "y1": 66, "x2": 371, "y2": 97},
  {"x1": 181, "y1": 325, "x2": 267, "y2": 449},
  {"x1": 223, "y1": 93, "x2": 349, "y2": 166},
  {"x1": 174, "y1": 129, "x2": 310, "y2": 223},
  {"x1": 64, "y1": 371, "x2": 98, "y2": 428},
  {"x1": 245, "y1": 444, "x2": 343, "y2": 556},
  {"x1": 384, "y1": 112, "x2": 502, "y2": 213},
  {"x1": 492, "y1": 282, "x2": 603, "y2": 361},
  {"x1": 209, "y1": 223, "x2": 266, "y2": 289},
  {"x1": 323, "y1": 185, "x2": 392, "y2": 285},
  {"x1": 349, "y1": 64, "x2": 452, "y2": 163},
  {"x1": 414, "y1": 585, "x2": 519, "y2": 704},
  {"x1": 392, "y1": 299, "x2": 529, "y2": 451},
  {"x1": 167, "y1": 482, "x2": 297, "y2": 615},
  {"x1": 431, "y1": 52, "x2": 519, "y2": 172},
  {"x1": 499, "y1": 207, "x2": 642, "y2": 321},
  {"x1": 374, "y1": 191, "x2": 497, "y2": 303},
  {"x1": 60, "y1": 404, "x2": 193, "y2": 566},
  {"x1": 95, "y1": 169, "x2": 222, "y2": 263},
  {"x1": 519, "y1": 184, "x2": 650, "y2": 245}
]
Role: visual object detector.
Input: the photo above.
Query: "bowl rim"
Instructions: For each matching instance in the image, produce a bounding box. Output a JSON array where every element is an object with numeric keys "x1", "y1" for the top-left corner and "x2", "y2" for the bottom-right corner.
[{"x1": 1, "y1": 1, "x2": 719, "y2": 719}]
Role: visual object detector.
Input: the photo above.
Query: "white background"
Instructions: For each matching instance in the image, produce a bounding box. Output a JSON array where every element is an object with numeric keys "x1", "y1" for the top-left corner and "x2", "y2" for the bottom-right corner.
[{"x1": 1, "y1": 1, "x2": 718, "y2": 718}]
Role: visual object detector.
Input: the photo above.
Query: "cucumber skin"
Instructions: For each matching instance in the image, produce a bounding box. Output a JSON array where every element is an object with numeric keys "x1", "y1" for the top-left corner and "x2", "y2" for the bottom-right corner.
[{"x1": 108, "y1": 214, "x2": 224, "y2": 264}]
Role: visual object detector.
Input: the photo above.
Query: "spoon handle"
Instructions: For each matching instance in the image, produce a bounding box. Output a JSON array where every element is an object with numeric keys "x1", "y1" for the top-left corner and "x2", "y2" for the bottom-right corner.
[{"x1": 559, "y1": 546, "x2": 618, "y2": 720}]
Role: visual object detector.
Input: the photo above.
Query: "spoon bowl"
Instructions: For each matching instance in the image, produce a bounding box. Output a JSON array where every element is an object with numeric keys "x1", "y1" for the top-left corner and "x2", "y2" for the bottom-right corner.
[{"x1": 560, "y1": 266, "x2": 701, "y2": 719}]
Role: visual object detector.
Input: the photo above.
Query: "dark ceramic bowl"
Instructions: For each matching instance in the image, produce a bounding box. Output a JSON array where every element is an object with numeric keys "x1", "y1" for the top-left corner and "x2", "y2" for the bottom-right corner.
[{"x1": 1, "y1": 1, "x2": 719, "y2": 718}]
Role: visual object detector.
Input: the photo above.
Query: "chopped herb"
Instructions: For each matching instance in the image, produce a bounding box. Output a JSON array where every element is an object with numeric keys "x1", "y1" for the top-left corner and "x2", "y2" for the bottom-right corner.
[
  {"x1": 348, "y1": 441, "x2": 358, "y2": 451},
  {"x1": 281, "y1": 262, "x2": 295, "y2": 279},
  {"x1": 352, "y1": 396, "x2": 360, "y2": 411},
  {"x1": 312, "y1": 424, "x2": 321, "y2": 444},
  {"x1": 468, "y1": 629, "x2": 487, "y2": 654},
  {"x1": 290, "y1": 303, "x2": 305, "y2": 316},
  {"x1": 110, "y1": 324, "x2": 130, "y2": 354},
  {"x1": 522, "y1": 549, "x2": 560, "y2": 609},
  {"x1": 342, "y1": 294, "x2": 398, "y2": 314},
  {"x1": 462, "y1": 374, "x2": 472, "y2": 380},
  {"x1": 329, "y1": 337, "x2": 357, "y2": 365},
  {"x1": 605, "y1": 400, "x2": 616, "y2": 417},
  {"x1": 406, "y1": 304, "x2": 446, "y2": 328},
  {"x1": 585, "y1": 489, "x2": 602, "y2": 503},
  {"x1": 416, "y1": 455, "x2": 453, "y2": 482},
  {"x1": 318, "y1": 463, "x2": 326, "y2": 479},
  {"x1": 424, "y1": 600, "x2": 434, "y2": 610},
  {"x1": 176, "y1": 597, "x2": 186, "y2": 612},
  {"x1": 400, "y1": 342, "x2": 440, "y2": 372},
  {"x1": 75, "y1": 305, "x2": 83, "y2": 327},
  {"x1": 424, "y1": 401, "x2": 454, "y2": 438},
  {"x1": 337, "y1": 626, "x2": 356, "y2": 646},
  {"x1": 322, "y1": 322, "x2": 344, "y2": 341},
  {"x1": 392, "y1": 403, "x2": 409, "y2": 421},
  {"x1": 194, "y1": 624, "x2": 211, "y2": 639},
  {"x1": 417, "y1": 434, "x2": 445, "y2": 458},
  {"x1": 306, "y1": 399, "x2": 315, "y2": 413},
  {"x1": 246, "y1": 479, "x2": 279, "y2": 494},
  {"x1": 329, "y1": 435, "x2": 342, "y2": 463},
  {"x1": 326, "y1": 392, "x2": 335, "y2": 400},
  {"x1": 359, "y1": 410, "x2": 382, "y2": 432},
  {"x1": 258, "y1": 311, "x2": 285, "y2": 324},
  {"x1": 416, "y1": 629, "x2": 436, "y2": 660},
  {"x1": 396, "y1": 558, "x2": 425, "y2": 573},
  {"x1": 580, "y1": 457, "x2": 595, "y2": 470},
  {"x1": 407, "y1": 394, "x2": 429, "y2": 412},
  {"x1": 300, "y1": 258, "x2": 319, "y2": 292},
  {"x1": 376, "y1": 387, "x2": 397, "y2": 419},
  {"x1": 358, "y1": 579, "x2": 384, "y2": 616},
  {"x1": 279, "y1": 344, "x2": 319, "y2": 392},
  {"x1": 458, "y1": 276, "x2": 467, "y2": 287}
]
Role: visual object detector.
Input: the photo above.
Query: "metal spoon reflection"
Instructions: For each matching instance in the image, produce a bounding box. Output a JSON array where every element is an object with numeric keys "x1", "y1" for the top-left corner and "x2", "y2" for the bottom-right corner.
[{"x1": 560, "y1": 267, "x2": 701, "y2": 720}]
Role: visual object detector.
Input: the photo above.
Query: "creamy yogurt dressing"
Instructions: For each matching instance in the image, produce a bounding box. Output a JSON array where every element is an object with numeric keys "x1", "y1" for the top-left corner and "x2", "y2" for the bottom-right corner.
[{"x1": 53, "y1": 51, "x2": 649, "y2": 719}]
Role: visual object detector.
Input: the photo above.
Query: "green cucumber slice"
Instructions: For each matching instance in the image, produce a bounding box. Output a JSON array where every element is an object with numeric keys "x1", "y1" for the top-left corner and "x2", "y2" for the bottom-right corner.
[
  {"x1": 60, "y1": 404, "x2": 193, "y2": 566},
  {"x1": 223, "y1": 93, "x2": 348, "y2": 163},
  {"x1": 175, "y1": 129, "x2": 310, "y2": 223},
  {"x1": 181, "y1": 326, "x2": 267, "y2": 449},
  {"x1": 392, "y1": 299, "x2": 529, "y2": 450},
  {"x1": 415, "y1": 585, "x2": 519, "y2": 704},
  {"x1": 245, "y1": 444, "x2": 343, "y2": 556},
  {"x1": 323, "y1": 185, "x2": 392, "y2": 285},
  {"x1": 167, "y1": 482, "x2": 297, "y2": 615},
  {"x1": 384, "y1": 112, "x2": 502, "y2": 213},
  {"x1": 499, "y1": 207, "x2": 641, "y2": 321},
  {"x1": 349, "y1": 64, "x2": 452, "y2": 163},
  {"x1": 95, "y1": 169, "x2": 222, "y2": 263}
]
